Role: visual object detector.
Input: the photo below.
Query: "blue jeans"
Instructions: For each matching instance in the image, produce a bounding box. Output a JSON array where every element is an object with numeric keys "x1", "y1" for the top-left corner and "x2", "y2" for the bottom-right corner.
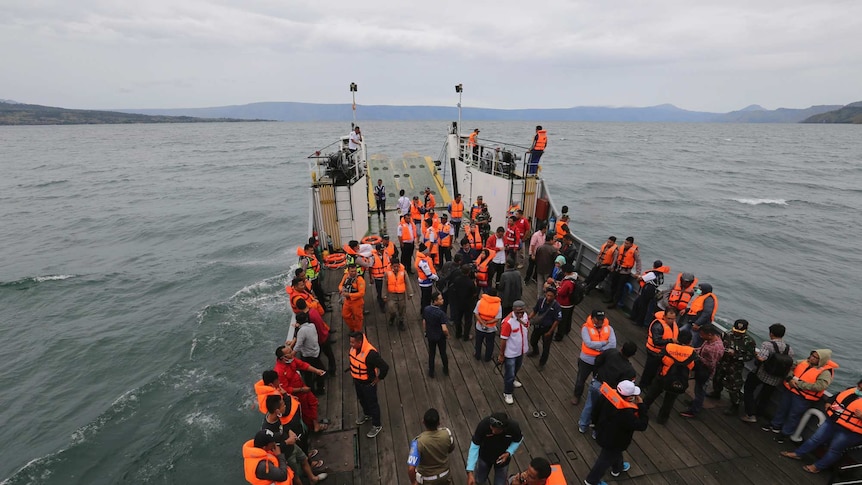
[
  {"x1": 795, "y1": 419, "x2": 862, "y2": 470},
  {"x1": 474, "y1": 457, "x2": 509, "y2": 485},
  {"x1": 687, "y1": 376, "x2": 708, "y2": 414},
  {"x1": 579, "y1": 379, "x2": 602, "y2": 428},
  {"x1": 771, "y1": 388, "x2": 812, "y2": 435},
  {"x1": 504, "y1": 355, "x2": 523, "y2": 394},
  {"x1": 475, "y1": 330, "x2": 495, "y2": 361}
]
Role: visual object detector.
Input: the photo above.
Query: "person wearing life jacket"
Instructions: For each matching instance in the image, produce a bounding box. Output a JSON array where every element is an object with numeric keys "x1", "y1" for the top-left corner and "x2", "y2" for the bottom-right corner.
[
  {"x1": 642, "y1": 329, "x2": 697, "y2": 425},
  {"x1": 297, "y1": 244, "x2": 327, "y2": 308},
  {"x1": 467, "y1": 128, "x2": 480, "y2": 161},
  {"x1": 572, "y1": 310, "x2": 617, "y2": 405},
  {"x1": 380, "y1": 234, "x2": 397, "y2": 260},
  {"x1": 286, "y1": 277, "x2": 325, "y2": 316},
  {"x1": 382, "y1": 261, "x2": 412, "y2": 330},
  {"x1": 640, "y1": 306, "x2": 680, "y2": 390},
  {"x1": 415, "y1": 243, "x2": 439, "y2": 313},
  {"x1": 342, "y1": 240, "x2": 371, "y2": 276},
  {"x1": 631, "y1": 260, "x2": 671, "y2": 327},
  {"x1": 349, "y1": 332, "x2": 389, "y2": 438},
  {"x1": 423, "y1": 186, "x2": 437, "y2": 211},
  {"x1": 474, "y1": 248, "x2": 495, "y2": 291},
  {"x1": 411, "y1": 196, "x2": 424, "y2": 226},
  {"x1": 666, "y1": 272, "x2": 698, "y2": 312},
  {"x1": 584, "y1": 380, "x2": 647, "y2": 485},
  {"x1": 448, "y1": 193, "x2": 465, "y2": 239},
  {"x1": 260, "y1": 394, "x2": 328, "y2": 484},
  {"x1": 339, "y1": 264, "x2": 366, "y2": 332},
  {"x1": 583, "y1": 236, "x2": 618, "y2": 295},
  {"x1": 466, "y1": 222, "x2": 483, "y2": 257},
  {"x1": 469, "y1": 195, "x2": 483, "y2": 222},
  {"x1": 768, "y1": 348, "x2": 839, "y2": 443},
  {"x1": 437, "y1": 214, "x2": 453, "y2": 264},
  {"x1": 781, "y1": 378, "x2": 862, "y2": 474},
  {"x1": 254, "y1": 370, "x2": 298, "y2": 419},
  {"x1": 422, "y1": 217, "x2": 440, "y2": 266},
  {"x1": 528, "y1": 125, "x2": 548, "y2": 175},
  {"x1": 554, "y1": 215, "x2": 570, "y2": 243},
  {"x1": 242, "y1": 430, "x2": 293, "y2": 485},
  {"x1": 398, "y1": 215, "x2": 417, "y2": 274},
  {"x1": 681, "y1": 282, "x2": 717, "y2": 348},
  {"x1": 506, "y1": 457, "x2": 558, "y2": 485},
  {"x1": 605, "y1": 236, "x2": 641, "y2": 310},
  {"x1": 577, "y1": 342, "x2": 638, "y2": 434},
  {"x1": 369, "y1": 243, "x2": 390, "y2": 312},
  {"x1": 473, "y1": 288, "x2": 502, "y2": 362}
]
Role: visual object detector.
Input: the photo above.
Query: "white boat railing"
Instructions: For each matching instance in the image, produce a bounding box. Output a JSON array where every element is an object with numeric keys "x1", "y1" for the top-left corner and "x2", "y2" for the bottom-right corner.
[{"x1": 457, "y1": 136, "x2": 529, "y2": 179}]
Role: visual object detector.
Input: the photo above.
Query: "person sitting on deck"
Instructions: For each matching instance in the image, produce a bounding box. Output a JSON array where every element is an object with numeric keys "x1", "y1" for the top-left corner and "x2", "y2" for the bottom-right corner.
[
  {"x1": 505, "y1": 457, "x2": 557, "y2": 485},
  {"x1": 465, "y1": 412, "x2": 523, "y2": 485},
  {"x1": 274, "y1": 346, "x2": 328, "y2": 433},
  {"x1": 261, "y1": 395, "x2": 328, "y2": 484},
  {"x1": 242, "y1": 429, "x2": 293, "y2": 485}
]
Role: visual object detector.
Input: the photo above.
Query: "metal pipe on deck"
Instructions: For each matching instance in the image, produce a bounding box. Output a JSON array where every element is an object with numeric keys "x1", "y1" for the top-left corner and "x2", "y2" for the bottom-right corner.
[{"x1": 790, "y1": 408, "x2": 826, "y2": 443}]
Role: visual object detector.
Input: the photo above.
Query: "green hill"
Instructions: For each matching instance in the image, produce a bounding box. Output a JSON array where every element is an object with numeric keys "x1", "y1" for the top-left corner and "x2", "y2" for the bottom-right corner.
[
  {"x1": 0, "y1": 101, "x2": 262, "y2": 125},
  {"x1": 801, "y1": 101, "x2": 862, "y2": 124}
]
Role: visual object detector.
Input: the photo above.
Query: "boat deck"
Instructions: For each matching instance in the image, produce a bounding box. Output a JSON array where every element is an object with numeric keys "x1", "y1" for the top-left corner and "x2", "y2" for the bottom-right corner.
[
  {"x1": 367, "y1": 153, "x2": 451, "y2": 230},
  {"x1": 308, "y1": 212, "x2": 818, "y2": 485}
]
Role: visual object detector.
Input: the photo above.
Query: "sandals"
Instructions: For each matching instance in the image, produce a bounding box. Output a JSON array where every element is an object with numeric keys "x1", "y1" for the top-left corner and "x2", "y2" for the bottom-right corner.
[
  {"x1": 803, "y1": 465, "x2": 820, "y2": 474},
  {"x1": 314, "y1": 423, "x2": 329, "y2": 433},
  {"x1": 308, "y1": 449, "x2": 319, "y2": 460},
  {"x1": 779, "y1": 451, "x2": 801, "y2": 460},
  {"x1": 310, "y1": 459, "x2": 324, "y2": 470},
  {"x1": 319, "y1": 418, "x2": 331, "y2": 425}
]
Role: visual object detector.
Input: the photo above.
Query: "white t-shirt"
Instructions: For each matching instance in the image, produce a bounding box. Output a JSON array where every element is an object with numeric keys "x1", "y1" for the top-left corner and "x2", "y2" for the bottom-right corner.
[
  {"x1": 500, "y1": 313, "x2": 529, "y2": 358},
  {"x1": 492, "y1": 237, "x2": 505, "y2": 264},
  {"x1": 348, "y1": 131, "x2": 362, "y2": 150},
  {"x1": 398, "y1": 196, "x2": 411, "y2": 216}
]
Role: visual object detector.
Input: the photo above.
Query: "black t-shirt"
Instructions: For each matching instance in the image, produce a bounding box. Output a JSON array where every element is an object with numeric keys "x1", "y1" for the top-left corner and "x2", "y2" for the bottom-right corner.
[
  {"x1": 471, "y1": 417, "x2": 523, "y2": 466},
  {"x1": 261, "y1": 416, "x2": 294, "y2": 458},
  {"x1": 423, "y1": 305, "x2": 450, "y2": 340}
]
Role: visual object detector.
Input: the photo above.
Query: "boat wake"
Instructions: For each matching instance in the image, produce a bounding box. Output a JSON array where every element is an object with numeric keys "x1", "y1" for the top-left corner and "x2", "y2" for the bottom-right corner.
[
  {"x1": 733, "y1": 198, "x2": 787, "y2": 206},
  {"x1": 0, "y1": 274, "x2": 78, "y2": 288}
]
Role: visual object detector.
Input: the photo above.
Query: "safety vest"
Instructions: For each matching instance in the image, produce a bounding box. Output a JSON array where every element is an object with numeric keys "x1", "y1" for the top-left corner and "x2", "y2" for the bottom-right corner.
[
  {"x1": 411, "y1": 200, "x2": 423, "y2": 220},
  {"x1": 385, "y1": 269, "x2": 407, "y2": 293},
  {"x1": 423, "y1": 226, "x2": 439, "y2": 256},
  {"x1": 422, "y1": 214, "x2": 440, "y2": 235},
  {"x1": 253, "y1": 381, "x2": 301, "y2": 425},
  {"x1": 827, "y1": 387, "x2": 862, "y2": 434},
  {"x1": 449, "y1": 200, "x2": 464, "y2": 220},
  {"x1": 370, "y1": 252, "x2": 390, "y2": 279},
  {"x1": 297, "y1": 247, "x2": 320, "y2": 280},
  {"x1": 470, "y1": 203, "x2": 482, "y2": 221},
  {"x1": 546, "y1": 464, "x2": 567, "y2": 485},
  {"x1": 640, "y1": 265, "x2": 670, "y2": 288},
  {"x1": 646, "y1": 312, "x2": 679, "y2": 354},
  {"x1": 686, "y1": 293, "x2": 717, "y2": 322},
  {"x1": 242, "y1": 439, "x2": 293, "y2": 485},
  {"x1": 598, "y1": 242, "x2": 617, "y2": 267},
  {"x1": 415, "y1": 251, "x2": 437, "y2": 285},
  {"x1": 476, "y1": 294, "x2": 501, "y2": 328},
  {"x1": 785, "y1": 360, "x2": 839, "y2": 401},
  {"x1": 475, "y1": 250, "x2": 495, "y2": 285},
  {"x1": 343, "y1": 245, "x2": 365, "y2": 276},
  {"x1": 467, "y1": 226, "x2": 483, "y2": 250},
  {"x1": 425, "y1": 193, "x2": 436, "y2": 209},
  {"x1": 349, "y1": 338, "x2": 377, "y2": 381},
  {"x1": 600, "y1": 382, "x2": 639, "y2": 411},
  {"x1": 668, "y1": 273, "x2": 698, "y2": 311},
  {"x1": 616, "y1": 244, "x2": 638, "y2": 269},
  {"x1": 661, "y1": 343, "x2": 695, "y2": 375},
  {"x1": 555, "y1": 219, "x2": 568, "y2": 240},
  {"x1": 340, "y1": 273, "x2": 365, "y2": 300},
  {"x1": 438, "y1": 223, "x2": 453, "y2": 248},
  {"x1": 468, "y1": 132, "x2": 477, "y2": 147},
  {"x1": 286, "y1": 285, "x2": 322, "y2": 315},
  {"x1": 399, "y1": 220, "x2": 416, "y2": 243},
  {"x1": 534, "y1": 130, "x2": 548, "y2": 151},
  {"x1": 581, "y1": 317, "x2": 611, "y2": 357}
]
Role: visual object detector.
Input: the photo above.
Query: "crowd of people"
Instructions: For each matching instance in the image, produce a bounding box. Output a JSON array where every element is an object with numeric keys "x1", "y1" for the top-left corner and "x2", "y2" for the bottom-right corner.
[{"x1": 241, "y1": 188, "x2": 859, "y2": 485}]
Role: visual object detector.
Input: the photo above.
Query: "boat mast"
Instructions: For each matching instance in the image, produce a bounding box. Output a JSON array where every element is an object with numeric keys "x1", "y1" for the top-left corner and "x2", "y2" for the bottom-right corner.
[
  {"x1": 455, "y1": 83, "x2": 463, "y2": 137},
  {"x1": 350, "y1": 82, "x2": 358, "y2": 129}
]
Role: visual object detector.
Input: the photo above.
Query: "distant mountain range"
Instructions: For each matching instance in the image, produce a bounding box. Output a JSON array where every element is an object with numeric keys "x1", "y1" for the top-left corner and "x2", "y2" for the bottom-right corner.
[
  {"x1": 801, "y1": 101, "x2": 862, "y2": 124},
  {"x1": 120, "y1": 102, "x2": 843, "y2": 123},
  {"x1": 0, "y1": 101, "x2": 259, "y2": 125}
]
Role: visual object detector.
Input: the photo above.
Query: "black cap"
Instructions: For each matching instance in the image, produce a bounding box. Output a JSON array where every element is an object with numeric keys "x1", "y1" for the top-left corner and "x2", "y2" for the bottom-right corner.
[
  {"x1": 591, "y1": 309, "x2": 606, "y2": 321},
  {"x1": 254, "y1": 429, "x2": 277, "y2": 448},
  {"x1": 653, "y1": 260, "x2": 663, "y2": 268}
]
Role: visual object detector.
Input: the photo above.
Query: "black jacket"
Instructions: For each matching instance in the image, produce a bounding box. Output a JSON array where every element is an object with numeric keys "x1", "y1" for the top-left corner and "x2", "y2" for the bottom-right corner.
[
  {"x1": 593, "y1": 398, "x2": 649, "y2": 451},
  {"x1": 593, "y1": 349, "x2": 636, "y2": 387}
]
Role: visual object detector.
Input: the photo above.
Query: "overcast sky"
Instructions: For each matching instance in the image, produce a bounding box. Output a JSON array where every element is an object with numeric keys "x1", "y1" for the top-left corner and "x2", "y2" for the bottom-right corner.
[{"x1": 2, "y1": 0, "x2": 860, "y2": 112}]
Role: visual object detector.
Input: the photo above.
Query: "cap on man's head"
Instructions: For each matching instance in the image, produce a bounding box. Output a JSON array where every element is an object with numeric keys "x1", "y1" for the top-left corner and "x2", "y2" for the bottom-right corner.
[
  {"x1": 513, "y1": 300, "x2": 526, "y2": 309},
  {"x1": 681, "y1": 272, "x2": 695, "y2": 282},
  {"x1": 555, "y1": 255, "x2": 566, "y2": 265},
  {"x1": 653, "y1": 260, "x2": 663, "y2": 268},
  {"x1": 382, "y1": 234, "x2": 389, "y2": 239},
  {"x1": 591, "y1": 309, "x2": 606, "y2": 321},
  {"x1": 617, "y1": 380, "x2": 641, "y2": 397},
  {"x1": 254, "y1": 429, "x2": 277, "y2": 448},
  {"x1": 732, "y1": 319, "x2": 749, "y2": 333}
]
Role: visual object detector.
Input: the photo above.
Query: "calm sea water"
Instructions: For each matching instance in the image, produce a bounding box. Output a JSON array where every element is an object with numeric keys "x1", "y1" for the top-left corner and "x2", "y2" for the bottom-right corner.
[{"x1": 1, "y1": 121, "x2": 860, "y2": 483}]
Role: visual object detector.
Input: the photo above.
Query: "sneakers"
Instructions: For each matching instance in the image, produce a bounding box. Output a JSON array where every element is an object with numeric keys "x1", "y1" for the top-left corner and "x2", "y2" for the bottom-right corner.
[
  {"x1": 355, "y1": 415, "x2": 371, "y2": 425},
  {"x1": 610, "y1": 462, "x2": 631, "y2": 477},
  {"x1": 740, "y1": 415, "x2": 758, "y2": 423},
  {"x1": 761, "y1": 424, "x2": 780, "y2": 433},
  {"x1": 591, "y1": 429, "x2": 597, "y2": 440},
  {"x1": 503, "y1": 393, "x2": 514, "y2": 405},
  {"x1": 366, "y1": 426, "x2": 383, "y2": 438},
  {"x1": 313, "y1": 472, "x2": 328, "y2": 483},
  {"x1": 578, "y1": 425, "x2": 587, "y2": 434},
  {"x1": 680, "y1": 411, "x2": 696, "y2": 418},
  {"x1": 774, "y1": 434, "x2": 786, "y2": 444},
  {"x1": 513, "y1": 380, "x2": 523, "y2": 388}
]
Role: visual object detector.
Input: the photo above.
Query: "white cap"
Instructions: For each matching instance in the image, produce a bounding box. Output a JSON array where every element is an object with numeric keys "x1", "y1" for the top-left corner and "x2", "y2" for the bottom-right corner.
[{"x1": 617, "y1": 380, "x2": 641, "y2": 397}]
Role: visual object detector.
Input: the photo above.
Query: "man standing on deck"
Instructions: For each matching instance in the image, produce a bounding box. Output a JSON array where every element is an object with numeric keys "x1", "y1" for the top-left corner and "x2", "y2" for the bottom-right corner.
[
  {"x1": 527, "y1": 287, "x2": 562, "y2": 370},
  {"x1": 468, "y1": 128, "x2": 480, "y2": 161},
  {"x1": 578, "y1": 342, "x2": 638, "y2": 434},
  {"x1": 709, "y1": 319, "x2": 757, "y2": 416},
  {"x1": 294, "y1": 298, "x2": 336, "y2": 376},
  {"x1": 640, "y1": 306, "x2": 679, "y2": 390},
  {"x1": 681, "y1": 283, "x2": 718, "y2": 348},
  {"x1": 348, "y1": 126, "x2": 362, "y2": 154},
  {"x1": 288, "y1": 312, "x2": 327, "y2": 396},
  {"x1": 416, "y1": 243, "x2": 440, "y2": 314},
  {"x1": 631, "y1": 260, "x2": 670, "y2": 327},
  {"x1": 399, "y1": 215, "x2": 417, "y2": 275},
  {"x1": 437, "y1": 214, "x2": 454, "y2": 264},
  {"x1": 524, "y1": 223, "x2": 546, "y2": 285},
  {"x1": 553, "y1": 264, "x2": 580, "y2": 341},
  {"x1": 680, "y1": 324, "x2": 725, "y2": 418},
  {"x1": 298, "y1": 243, "x2": 328, "y2": 312},
  {"x1": 476, "y1": 205, "x2": 492, "y2": 245},
  {"x1": 572, "y1": 310, "x2": 617, "y2": 405},
  {"x1": 642, "y1": 329, "x2": 697, "y2": 425},
  {"x1": 499, "y1": 258, "x2": 523, "y2": 318},
  {"x1": 424, "y1": 187, "x2": 437, "y2": 212},
  {"x1": 450, "y1": 264, "x2": 478, "y2": 341},
  {"x1": 339, "y1": 265, "x2": 366, "y2": 332},
  {"x1": 528, "y1": 125, "x2": 547, "y2": 175},
  {"x1": 407, "y1": 408, "x2": 455, "y2": 485},
  {"x1": 374, "y1": 179, "x2": 386, "y2": 217},
  {"x1": 349, "y1": 332, "x2": 389, "y2": 438},
  {"x1": 583, "y1": 236, "x2": 618, "y2": 295},
  {"x1": 274, "y1": 345, "x2": 328, "y2": 433},
  {"x1": 742, "y1": 323, "x2": 794, "y2": 423},
  {"x1": 423, "y1": 292, "x2": 451, "y2": 378},
  {"x1": 534, "y1": 234, "x2": 557, "y2": 297},
  {"x1": 398, "y1": 189, "x2": 412, "y2": 217},
  {"x1": 448, "y1": 193, "x2": 465, "y2": 240},
  {"x1": 369, "y1": 243, "x2": 391, "y2": 312},
  {"x1": 499, "y1": 300, "x2": 529, "y2": 405},
  {"x1": 466, "y1": 412, "x2": 523, "y2": 485},
  {"x1": 485, "y1": 227, "x2": 507, "y2": 288},
  {"x1": 383, "y1": 261, "x2": 412, "y2": 330},
  {"x1": 584, "y1": 380, "x2": 648, "y2": 485},
  {"x1": 605, "y1": 237, "x2": 641, "y2": 309}
]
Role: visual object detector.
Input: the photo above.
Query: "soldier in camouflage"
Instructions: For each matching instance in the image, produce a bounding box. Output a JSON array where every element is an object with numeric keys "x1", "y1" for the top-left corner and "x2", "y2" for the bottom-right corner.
[{"x1": 708, "y1": 319, "x2": 757, "y2": 416}]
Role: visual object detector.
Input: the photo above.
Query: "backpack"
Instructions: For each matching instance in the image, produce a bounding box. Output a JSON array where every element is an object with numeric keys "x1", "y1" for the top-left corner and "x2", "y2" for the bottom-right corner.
[
  {"x1": 572, "y1": 280, "x2": 586, "y2": 306},
  {"x1": 664, "y1": 353, "x2": 695, "y2": 393},
  {"x1": 762, "y1": 342, "x2": 793, "y2": 377}
]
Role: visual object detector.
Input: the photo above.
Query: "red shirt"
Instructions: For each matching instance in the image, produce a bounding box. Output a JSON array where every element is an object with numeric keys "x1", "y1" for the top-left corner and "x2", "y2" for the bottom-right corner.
[
  {"x1": 504, "y1": 225, "x2": 520, "y2": 249},
  {"x1": 274, "y1": 357, "x2": 310, "y2": 391},
  {"x1": 514, "y1": 218, "x2": 530, "y2": 238},
  {"x1": 307, "y1": 308, "x2": 330, "y2": 343}
]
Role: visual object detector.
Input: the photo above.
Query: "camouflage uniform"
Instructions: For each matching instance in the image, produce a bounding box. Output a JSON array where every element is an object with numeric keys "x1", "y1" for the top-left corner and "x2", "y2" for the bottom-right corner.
[{"x1": 712, "y1": 330, "x2": 756, "y2": 407}]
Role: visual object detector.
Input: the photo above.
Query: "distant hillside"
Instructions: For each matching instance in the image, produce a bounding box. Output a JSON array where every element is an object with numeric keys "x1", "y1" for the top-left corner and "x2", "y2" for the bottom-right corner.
[
  {"x1": 801, "y1": 101, "x2": 862, "y2": 124},
  {"x1": 710, "y1": 104, "x2": 842, "y2": 123},
  {"x1": 0, "y1": 101, "x2": 261, "y2": 125}
]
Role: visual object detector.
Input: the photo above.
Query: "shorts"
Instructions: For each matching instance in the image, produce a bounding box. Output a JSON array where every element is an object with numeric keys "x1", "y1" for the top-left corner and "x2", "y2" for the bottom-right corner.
[{"x1": 286, "y1": 445, "x2": 308, "y2": 475}]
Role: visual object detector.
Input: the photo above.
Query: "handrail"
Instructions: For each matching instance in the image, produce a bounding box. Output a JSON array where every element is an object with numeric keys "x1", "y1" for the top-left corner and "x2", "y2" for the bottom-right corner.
[
  {"x1": 457, "y1": 136, "x2": 526, "y2": 178},
  {"x1": 790, "y1": 408, "x2": 826, "y2": 443}
]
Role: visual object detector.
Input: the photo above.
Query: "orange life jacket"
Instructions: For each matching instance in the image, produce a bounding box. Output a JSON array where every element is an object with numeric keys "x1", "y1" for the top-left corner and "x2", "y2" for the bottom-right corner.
[
  {"x1": 438, "y1": 223, "x2": 453, "y2": 248},
  {"x1": 476, "y1": 294, "x2": 502, "y2": 328},
  {"x1": 640, "y1": 265, "x2": 671, "y2": 288},
  {"x1": 385, "y1": 269, "x2": 407, "y2": 293},
  {"x1": 581, "y1": 317, "x2": 611, "y2": 357},
  {"x1": 410, "y1": 200, "x2": 423, "y2": 220},
  {"x1": 384, "y1": 240, "x2": 396, "y2": 258},
  {"x1": 475, "y1": 250, "x2": 495, "y2": 285},
  {"x1": 616, "y1": 244, "x2": 638, "y2": 269},
  {"x1": 468, "y1": 132, "x2": 477, "y2": 147},
  {"x1": 470, "y1": 203, "x2": 482, "y2": 221},
  {"x1": 467, "y1": 225, "x2": 483, "y2": 250},
  {"x1": 370, "y1": 252, "x2": 390, "y2": 279},
  {"x1": 423, "y1": 226, "x2": 439, "y2": 255},
  {"x1": 785, "y1": 359, "x2": 839, "y2": 401},
  {"x1": 415, "y1": 251, "x2": 437, "y2": 284},
  {"x1": 668, "y1": 273, "x2": 698, "y2": 311},
  {"x1": 600, "y1": 382, "x2": 639, "y2": 411},
  {"x1": 598, "y1": 241, "x2": 618, "y2": 267},
  {"x1": 546, "y1": 464, "x2": 567, "y2": 485},
  {"x1": 424, "y1": 193, "x2": 436, "y2": 209},
  {"x1": 296, "y1": 246, "x2": 321, "y2": 280},
  {"x1": 449, "y1": 200, "x2": 464, "y2": 219},
  {"x1": 534, "y1": 130, "x2": 548, "y2": 151},
  {"x1": 661, "y1": 343, "x2": 695, "y2": 375},
  {"x1": 286, "y1": 285, "x2": 323, "y2": 315},
  {"x1": 646, "y1": 311, "x2": 679, "y2": 354},
  {"x1": 555, "y1": 219, "x2": 568, "y2": 240},
  {"x1": 827, "y1": 387, "x2": 862, "y2": 434},
  {"x1": 686, "y1": 293, "x2": 717, "y2": 322},
  {"x1": 242, "y1": 440, "x2": 293, "y2": 485},
  {"x1": 349, "y1": 338, "x2": 377, "y2": 380},
  {"x1": 399, "y1": 220, "x2": 416, "y2": 243},
  {"x1": 252, "y1": 381, "x2": 301, "y2": 425}
]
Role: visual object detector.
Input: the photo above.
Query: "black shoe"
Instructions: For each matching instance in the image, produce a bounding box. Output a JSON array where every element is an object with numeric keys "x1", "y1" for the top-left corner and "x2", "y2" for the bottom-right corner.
[
  {"x1": 553, "y1": 336, "x2": 564, "y2": 342},
  {"x1": 706, "y1": 392, "x2": 721, "y2": 400},
  {"x1": 775, "y1": 434, "x2": 786, "y2": 444},
  {"x1": 428, "y1": 372, "x2": 435, "y2": 378}
]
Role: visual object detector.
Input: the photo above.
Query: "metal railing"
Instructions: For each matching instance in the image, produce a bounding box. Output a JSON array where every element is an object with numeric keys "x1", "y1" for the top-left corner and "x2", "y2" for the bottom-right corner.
[{"x1": 457, "y1": 136, "x2": 530, "y2": 179}]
